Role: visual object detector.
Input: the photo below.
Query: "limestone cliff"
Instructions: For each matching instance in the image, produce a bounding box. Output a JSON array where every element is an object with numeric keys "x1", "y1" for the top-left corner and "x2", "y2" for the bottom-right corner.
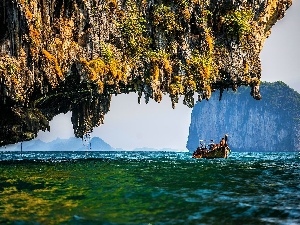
[
  {"x1": 0, "y1": 0, "x2": 292, "y2": 146},
  {"x1": 186, "y1": 82, "x2": 300, "y2": 152}
]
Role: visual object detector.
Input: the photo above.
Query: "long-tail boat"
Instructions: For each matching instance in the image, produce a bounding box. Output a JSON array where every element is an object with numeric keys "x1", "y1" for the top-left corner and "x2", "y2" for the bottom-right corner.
[{"x1": 192, "y1": 135, "x2": 231, "y2": 159}]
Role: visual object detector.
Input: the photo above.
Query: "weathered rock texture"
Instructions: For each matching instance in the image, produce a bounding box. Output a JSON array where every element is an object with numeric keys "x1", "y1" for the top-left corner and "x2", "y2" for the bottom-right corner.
[
  {"x1": 0, "y1": 0, "x2": 292, "y2": 146},
  {"x1": 187, "y1": 82, "x2": 300, "y2": 152}
]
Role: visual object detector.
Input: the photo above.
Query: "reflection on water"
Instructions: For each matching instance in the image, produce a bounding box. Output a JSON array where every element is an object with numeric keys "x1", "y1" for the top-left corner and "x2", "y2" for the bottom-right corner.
[{"x1": 0, "y1": 151, "x2": 299, "y2": 225}]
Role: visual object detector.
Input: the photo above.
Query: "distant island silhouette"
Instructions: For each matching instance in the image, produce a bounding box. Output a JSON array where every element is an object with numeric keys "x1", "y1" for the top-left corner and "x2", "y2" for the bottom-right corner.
[
  {"x1": 0, "y1": 137, "x2": 113, "y2": 152},
  {"x1": 0, "y1": 137, "x2": 184, "y2": 152},
  {"x1": 187, "y1": 81, "x2": 300, "y2": 152}
]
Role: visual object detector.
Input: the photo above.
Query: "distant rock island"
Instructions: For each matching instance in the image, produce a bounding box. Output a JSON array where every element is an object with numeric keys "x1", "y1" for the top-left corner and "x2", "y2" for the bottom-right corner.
[
  {"x1": 1, "y1": 137, "x2": 113, "y2": 151},
  {"x1": 187, "y1": 82, "x2": 300, "y2": 152}
]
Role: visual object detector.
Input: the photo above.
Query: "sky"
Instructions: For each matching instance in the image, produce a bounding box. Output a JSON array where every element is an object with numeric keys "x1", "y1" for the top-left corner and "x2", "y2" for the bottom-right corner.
[{"x1": 37, "y1": 1, "x2": 300, "y2": 150}]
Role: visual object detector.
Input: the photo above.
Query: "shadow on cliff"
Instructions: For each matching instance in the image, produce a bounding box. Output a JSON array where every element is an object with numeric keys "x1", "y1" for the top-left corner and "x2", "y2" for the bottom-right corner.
[{"x1": 0, "y1": 65, "x2": 111, "y2": 146}]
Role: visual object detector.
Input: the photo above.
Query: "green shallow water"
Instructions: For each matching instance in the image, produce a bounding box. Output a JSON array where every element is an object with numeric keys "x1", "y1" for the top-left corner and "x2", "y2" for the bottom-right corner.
[{"x1": 0, "y1": 151, "x2": 299, "y2": 225}]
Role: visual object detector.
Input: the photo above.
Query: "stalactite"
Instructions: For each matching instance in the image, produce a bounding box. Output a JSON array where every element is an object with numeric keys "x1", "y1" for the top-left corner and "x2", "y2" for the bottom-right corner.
[{"x1": 0, "y1": 0, "x2": 293, "y2": 146}]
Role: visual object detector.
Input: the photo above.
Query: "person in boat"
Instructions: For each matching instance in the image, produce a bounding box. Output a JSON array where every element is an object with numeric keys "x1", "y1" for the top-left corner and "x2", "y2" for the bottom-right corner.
[
  {"x1": 220, "y1": 138, "x2": 225, "y2": 147},
  {"x1": 194, "y1": 143, "x2": 209, "y2": 156},
  {"x1": 196, "y1": 146, "x2": 201, "y2": 154},
  {"x1": 193, "y1": 147, "x2": 201, "y2": 157},
  {"x1": 209, "y1": 140, "x2": 215, "y2": 150}
]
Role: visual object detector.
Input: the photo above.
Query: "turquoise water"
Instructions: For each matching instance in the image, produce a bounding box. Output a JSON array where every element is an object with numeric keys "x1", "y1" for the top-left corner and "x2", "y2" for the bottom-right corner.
[{"x1": 0, "y1": 151, "x2": 299, "y2": 225}]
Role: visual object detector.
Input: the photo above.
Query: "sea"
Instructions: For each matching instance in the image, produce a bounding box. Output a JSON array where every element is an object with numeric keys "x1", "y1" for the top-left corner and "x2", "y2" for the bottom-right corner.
[{"x1": 0, "y1": 151, "x2": 299, "y2": 225}]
